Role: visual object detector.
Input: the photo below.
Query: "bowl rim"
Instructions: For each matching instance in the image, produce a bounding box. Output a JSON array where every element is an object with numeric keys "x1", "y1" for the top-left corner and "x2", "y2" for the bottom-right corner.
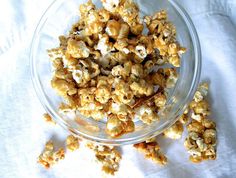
[{"x1": 30, "y1": 0, "x2": 201, "y2": 145}]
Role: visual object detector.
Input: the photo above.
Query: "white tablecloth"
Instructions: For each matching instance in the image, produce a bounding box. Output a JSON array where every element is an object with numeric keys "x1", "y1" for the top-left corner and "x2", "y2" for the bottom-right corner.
[{"x1": 1, "y1": 0, "x2": 236, "y2": 177}]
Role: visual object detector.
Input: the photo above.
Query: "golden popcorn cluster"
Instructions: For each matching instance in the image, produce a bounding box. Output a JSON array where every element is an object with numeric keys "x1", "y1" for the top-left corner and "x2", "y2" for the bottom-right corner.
[{"x1": 47, "y1": 0, "x2": 186, "y2": 138}]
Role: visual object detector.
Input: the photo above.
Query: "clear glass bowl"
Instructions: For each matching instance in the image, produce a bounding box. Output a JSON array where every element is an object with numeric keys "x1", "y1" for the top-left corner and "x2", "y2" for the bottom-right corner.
[{"x1": 30, "y1": 0, "x2": 201, "y2": 145}]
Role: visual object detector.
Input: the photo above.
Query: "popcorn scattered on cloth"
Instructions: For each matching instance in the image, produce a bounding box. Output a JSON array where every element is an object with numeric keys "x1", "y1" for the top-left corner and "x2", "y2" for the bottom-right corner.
[{"x1": 0, "y1": 0, "x2": 236, "y2": 178}]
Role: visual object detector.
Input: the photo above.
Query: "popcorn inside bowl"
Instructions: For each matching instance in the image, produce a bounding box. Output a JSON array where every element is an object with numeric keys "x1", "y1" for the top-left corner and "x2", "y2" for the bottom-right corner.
[{"x1": 47, "y1": 0, "x2": 186, "y2": 138}]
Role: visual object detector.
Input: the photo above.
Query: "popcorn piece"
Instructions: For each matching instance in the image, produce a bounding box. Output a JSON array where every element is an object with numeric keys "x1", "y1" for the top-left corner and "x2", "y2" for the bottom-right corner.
[
  {"x1": 123, "y1": 119, "x2": 135, "y2": 133},
  {"x1": 130, "y1": 22, "x2": 144, "y2": 35},
  {"x1": 153, "y1": 10, "x2": 167, "y2": 20},
  {"x1": 78, "y1": 87, "x2": 96, "y2": 106},
  {"x1": 163, "y1": 121, "x2": 183, "y2": 139},
  {"x1": 135, "y1": 45, "x2": 147, "y2": 59},
  {"x1": 111, "y1": 65, "x2": 129, "y2": 78},
  {"x1": 118, "y1": 0, "x2": 139, "y2": 24},
  {"x1": 37, "y1": 141, "x2": 65, "y2": 169},
  {"x1": 86, "y1": 12, "x2": 105, "y2": 34},
  {"x1": 98, "y1": 8, "x2": 111, "y2": 22},
  {"x1": 54, "y1": 68, "x2": 73, "y2": 80},
  {"x1": 62, "y1": 53, "x2": 79, "y2": 68},
  {"x1": 71, "y1": 60, "x2": 100, "y2": 86},
  {"x1": 96, "y1": 34, "x2": 114, "y2": 55},
  {"x1": 47, "y1": 47, "x2": 64, "y2": 61},
  {"x1": 87, "y1": 143, "x2": 121, "y2": 175},
  {"x1": 42, "y1": 113, "x2": 56, "y2": 125},
  {"x1": 106, "y1": 114, "x2": 134, "y2": 137},
  {"x1": 66, "y1": 135, "x2": 80, "y2": 151},
  {"x1": 131, "y1": 63, "x2": 144, "y2": 78},
  {"x1": 113, "y1": 80, "x2": 134, "y2": 104},
  {"x1": 134, "y1": 105, "x2": 158, "y2": 124},
  {"x1": 105, "y1": 20, "x2": 121, "y2": 39},
  {"x1": 51, "y1": 77, "x2": 77, "y2": 97},
  {"x1": 153, "y1": 93, "x2": 166, "y2": 108},
  {"x1": 54, "y1": 148, "x2": 65, "y2": 161},
  {"x1": 130, "y1": 79, "x2": 154, "y2": 97},
  {"x1": 193, "y1": 82, "x2": 209, "y2": 102},
  {"x1": 80, "y1": 108, "x2": 106, "y2": 121},
  {"x1": 58, "y1": 102, "x2": 76, "y2": 112},
  {"x1": 106, "y1": 115, "x2": 125, "y2": 137},
  {"x1": 118, "y1": 23, "x2": 130, "y2": 39},
  {"x1": 114, "y1": 38, "x2": 129, "y2": 52},
  {"x1": 110, "y1": 102, "x2": 129, "y2": 115},
  {"x1": 72, "y1": 68, "x2": 85, "y2": 84},
  {"x1": 79, "y1": 0, "x2": 95, "y2": 17},
  {"x1": 67, "y1": 39, "x2": 90, "y2": 58},
  {"x1": 168, "y1": 55, "x2": 180, "y2": 67},
  {"x1": 202, "y1": 118, "x2": 216, "y2": 129},
  {"x1": 165, "y1": 68, "x2": 178, "y2": 88},
  {"x1": 187, "y1": 120, "x2": 205, "y2": 134},
  {"x1": 101, "y1": 0, "x2": 121, "y2": 13},
  {"x1": 134, "y1": 140, "x2": 167, "y2": 165},
  {"x1": 190, "y1": 100, "x2": 210, "y2": 120},
  {"x1": 148, "y1": 72, "x2": 166, "y2": 88},
  {"x1": 178, "y1": 112, "x2": 189, "y2": 124},
  {"x1": 95, "y1": 85, "x2": 111, "y2": 104},
  {"x1": 203, "y1": 129, "x2": 217, "y2": 144}
]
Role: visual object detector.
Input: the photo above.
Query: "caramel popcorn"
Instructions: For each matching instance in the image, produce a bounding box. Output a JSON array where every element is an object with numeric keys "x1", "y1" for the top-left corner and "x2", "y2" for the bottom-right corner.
[
  {"x1": 106, "y1": 114, "x2": 134, "y2": 137},
  {"x1": 42, "y1": 113, "x2": 56, "y2": 125},
  {"x1": 66, "y1": 39, "x2": 90, "y2": 58},
  {"x1": 134, "y1": 105, "x2": 158, "y2": 124},
  {"x1": 134, "y1": 140, "x2": 167, "y2": 165},
  {"x1": 48, "y1": 0, "x2": 186, "y2": 137},
  {"x1": 178, "y1": 110, "x2": 189, "y2": 124},
  {"x1": 87, "y1": 143, "x2": 121, "y2": 175},
  {"x1": 66, "y1": 135, "x2": 80, "y2": 151},
  {"x1": 184, "y1": 83, "x2": 217, "y2": 163},
  {"x1": 163, "y1": 121, "x2": 183, "y2": 139},
  {"x1": 37, "y1": 141, "x2": 65, "y2": 169}
]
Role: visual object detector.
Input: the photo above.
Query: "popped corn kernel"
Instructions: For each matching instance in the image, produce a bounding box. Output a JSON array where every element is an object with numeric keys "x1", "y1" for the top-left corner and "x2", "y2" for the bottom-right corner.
[
  {"x1": 149, "y1": 72, "x2": 166, "y2": 88},
  {"x1": 42, "y1": 113, "x2": 56, "y2": 125},
  {"x1": 67, "y1": 38, "x2": 90, "y2": 58},
  {"x1": 51, "y1": 77, "x2": 77, "y2": 97},
  {"x1": 110, "y1": 102, "x2": 129, "y2": 115},
  {"x1": 106, "y1": 115, "x2": 125, "y2": 137},
  {"x1": 134, "y1": 140, "x2": 167, "y2": 165},
  {"x1": 37, "y1": 141, "x2": 65, "y2": 169},
  {"x1": 135, "y1": 44, "x2": 147, "y2": 59},
  {"x1": 87, "y1": 143, "x2": 121, "y2": 175},
  {"x1": 130, "y1": 79, "x2": 154, "y2": 97},
  {"x1": 96, "y1": 34, "x2": 115, "y2": 55},
  {"x1": 153, "y1": 93, "x2": 166, "y2": 108},
  {"x1": 95, "y1": 85, "x2": 111, "y2": 104},
  {"x1": 98, "y1": 8, "x2": 111, "y2": 22},
  {"x1": 79, "y1": 0, "x2": 95, "y2": 17},
  {"x1": 66, "y1": 135, "x2": 80, "y2": 151},
  {"x1": 131, "y1": 63, "x2": 144, "y2": 78},
  {"x1": 105, "y1": 20, "x2": 121, "y2": 39},
  {"x1": 134, "y1": 105, "x2": 159, "y2": 124},
  {"x1": 118, "y1": 0, "x2": 139, "y2": 24},
  {"x1": 193, "y1": 82, "x2": 209, "y2": 102},
  {"x1": 178, "y1": 112, "x2": 189, "y2": 124},
  {"x1": 101, "y1": 0, "x2": 121, "y2": 13},
  {"x1": 163, "y1": 121, "x2": 183, "y2": 139},
  {"x1": 165, "y1": 68, "x2": 178, "y2": 88}
]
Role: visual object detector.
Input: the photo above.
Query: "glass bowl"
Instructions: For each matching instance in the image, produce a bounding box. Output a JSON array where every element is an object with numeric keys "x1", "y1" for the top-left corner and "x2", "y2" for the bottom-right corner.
[{"x1": 30, "y1": 0, "x2": 201, "y2": 145}]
